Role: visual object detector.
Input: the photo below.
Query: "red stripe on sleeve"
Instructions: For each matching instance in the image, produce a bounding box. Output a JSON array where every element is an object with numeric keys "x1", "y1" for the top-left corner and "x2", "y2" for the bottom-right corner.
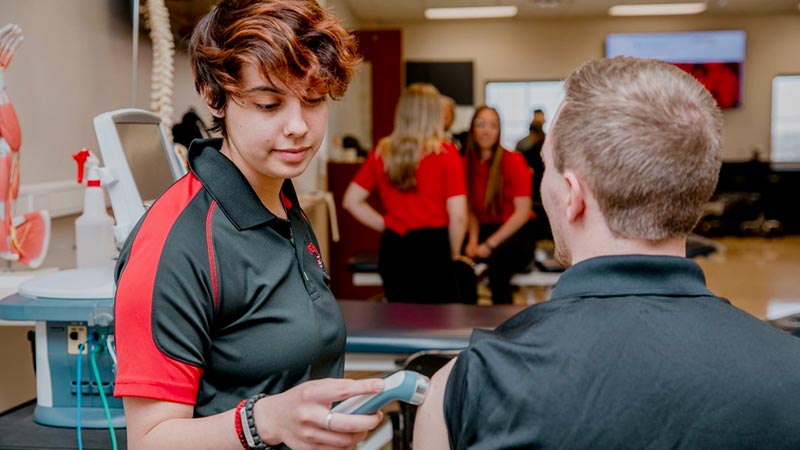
[{"x1": 114, "y1": 174, "x2": 205, "y2": 404}]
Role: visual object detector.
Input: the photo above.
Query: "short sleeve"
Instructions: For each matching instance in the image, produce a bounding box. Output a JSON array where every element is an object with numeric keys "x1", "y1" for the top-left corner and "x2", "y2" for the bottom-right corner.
[
  {"x1": 442, "y1": 142, "x2": 467, "y2": 198},
  {"x1": 506, "y1": 151, "x2": 533, "y2": 198},
  {"x1": 113, "y1": 180, "x2": 211, "y2": 405},
  {"x1": 444, "y1": 330, "x2": 502, "y2": 449},
  {"x1": 351, "y1": 149, "x2": 382, "y2": 192},
  {"x1": 444, "y1": 349, "x2": 476, "y2": 450},
  {"x1": 444, "y1": 328, "x2": 530, "y2": 450}
]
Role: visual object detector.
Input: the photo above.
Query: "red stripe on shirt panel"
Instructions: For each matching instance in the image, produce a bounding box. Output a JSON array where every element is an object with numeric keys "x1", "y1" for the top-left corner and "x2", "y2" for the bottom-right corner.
[
  {"x1": 280, "y1": 191, "x2": 293, "y2": 210},
  {"x1": 113, "y1": 174, "x2": 205, "y2": 405},
  {"x1": 206, "y1": 201, "x2": 219, "y2": 311}
]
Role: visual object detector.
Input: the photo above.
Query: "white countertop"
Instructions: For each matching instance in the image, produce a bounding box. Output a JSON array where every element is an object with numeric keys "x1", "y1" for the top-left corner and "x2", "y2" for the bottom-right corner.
[{"x1": 0, "y1": 268, "x2": 58, "y2": 326}]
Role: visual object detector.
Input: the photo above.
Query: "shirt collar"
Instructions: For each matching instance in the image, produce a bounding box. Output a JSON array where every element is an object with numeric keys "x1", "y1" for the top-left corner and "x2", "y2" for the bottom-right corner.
[
  {"x1": 188, "y1": 138, "x2": 300, "y2": 230},
  {"x1": 549, "y1": 254, "x2": 715, "y2": 301}
]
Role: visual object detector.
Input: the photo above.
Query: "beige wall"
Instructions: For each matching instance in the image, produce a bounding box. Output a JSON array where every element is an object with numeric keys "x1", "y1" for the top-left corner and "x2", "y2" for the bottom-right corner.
[{"x1": 389, "y1": 13, "x2": 800, "y2": 160}]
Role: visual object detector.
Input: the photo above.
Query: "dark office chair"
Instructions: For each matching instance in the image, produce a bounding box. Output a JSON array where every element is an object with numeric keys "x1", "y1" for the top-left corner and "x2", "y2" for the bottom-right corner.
[
  {"x1": 769, "y1": 313, "x2": 800, "y2": 338},
  {"x1": 391, "y1": 350, "x2": 461, "y2": 450},
  {"x1": 685, "y1": 234, "x2": 722, "y2": 259},
  {"x1": 698, "y1": 158, "x2": 782, "y2": 237}
]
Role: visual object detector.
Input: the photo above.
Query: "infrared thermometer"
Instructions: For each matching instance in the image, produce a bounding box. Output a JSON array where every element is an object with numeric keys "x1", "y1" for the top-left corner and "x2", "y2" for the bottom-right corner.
[{"x1": 332, "y1": 370, "x2": 430, "y2": 414}]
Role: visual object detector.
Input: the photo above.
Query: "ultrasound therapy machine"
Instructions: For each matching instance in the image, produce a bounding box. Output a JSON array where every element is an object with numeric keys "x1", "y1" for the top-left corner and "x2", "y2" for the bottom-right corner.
[{"x1": 0, "y1": 108, "x2": 185, "y2": 428}]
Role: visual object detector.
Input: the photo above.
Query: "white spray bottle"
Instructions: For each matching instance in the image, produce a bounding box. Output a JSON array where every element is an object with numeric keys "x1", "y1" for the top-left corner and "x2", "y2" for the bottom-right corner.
[{"x1": 72, "y1": 148, "x2": 117, "y2": 268}]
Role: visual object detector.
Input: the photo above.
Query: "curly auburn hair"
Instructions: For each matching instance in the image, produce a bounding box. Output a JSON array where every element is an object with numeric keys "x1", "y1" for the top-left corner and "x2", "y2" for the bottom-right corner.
[{"x1": 189, "y1": 0, "x2": 361, "y2": 135}]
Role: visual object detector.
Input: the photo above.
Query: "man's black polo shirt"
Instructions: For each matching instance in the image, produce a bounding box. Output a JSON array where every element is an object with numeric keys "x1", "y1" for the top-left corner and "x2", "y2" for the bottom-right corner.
[
  {"x1": 114, "y1": 138, "x2": 345, "y2": 417},
  {"x1": 445, "y1": 255, "x2": 800, "y2": 449}
]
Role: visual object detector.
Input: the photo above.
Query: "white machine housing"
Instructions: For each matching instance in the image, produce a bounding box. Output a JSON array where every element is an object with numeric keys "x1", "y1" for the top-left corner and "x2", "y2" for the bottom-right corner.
[{"x1": 93, "y1": 108, "x2": 186, "y2": 247}]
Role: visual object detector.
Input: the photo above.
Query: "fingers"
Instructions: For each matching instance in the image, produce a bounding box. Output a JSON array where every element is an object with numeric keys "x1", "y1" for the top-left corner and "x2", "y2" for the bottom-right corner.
[
  {"x1": 0, "y1": 24, "x2": 15, "y2": 40},
  {"x1": 310, "y1": 410, "x2": 382, "y2": 448},
  {"x1": 325, "y1": 410, "x2": 384, "y2": 434},
  {"x1": 0, "y1": 26, "x2": 22, "y2": 69},
  {"x1": 302, "y1": 377, "x2": 385, "y2": 405},
  {"x1": 286, "y1": 409, "x2": 382, "y2": 450},
  {"x1": 0, "y1": 25, "x2": 22, "y2": 49},
  {"x1": 262, "y1": 379, "x2": 386, "y2": 449},
  {"x1": 313, "y1": 430, "x2": 369, "y2": 448}
]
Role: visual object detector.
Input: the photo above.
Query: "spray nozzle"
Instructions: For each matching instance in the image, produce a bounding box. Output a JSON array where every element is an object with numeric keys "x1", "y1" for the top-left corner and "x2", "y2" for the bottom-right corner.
[{"x1": 72, "y1": 148, "x2": 100, "y2": 186}]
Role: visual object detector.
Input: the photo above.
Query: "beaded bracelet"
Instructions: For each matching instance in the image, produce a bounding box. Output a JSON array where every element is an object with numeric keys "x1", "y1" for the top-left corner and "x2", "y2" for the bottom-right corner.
[
  {"x1": 236, "y1": 394, "x2": 271, "y2": 450},
  {"x1": 234, "y1": 399, "x2": 249, "y2": 450}
]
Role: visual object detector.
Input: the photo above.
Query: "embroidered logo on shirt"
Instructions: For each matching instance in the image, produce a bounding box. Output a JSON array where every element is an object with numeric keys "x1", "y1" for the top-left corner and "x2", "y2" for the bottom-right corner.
[{"x1": 307, "y1": 242, "x2": 324, "y2": 270}]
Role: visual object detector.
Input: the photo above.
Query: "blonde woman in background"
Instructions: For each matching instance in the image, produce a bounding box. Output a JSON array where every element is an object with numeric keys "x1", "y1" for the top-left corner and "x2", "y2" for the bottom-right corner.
[{"x1": 344, "y1": 83, "x2": 471, "y2": 303}]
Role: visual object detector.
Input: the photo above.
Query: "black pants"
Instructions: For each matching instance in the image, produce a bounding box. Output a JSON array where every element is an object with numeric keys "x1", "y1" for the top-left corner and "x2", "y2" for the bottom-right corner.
[
  {"x1": 478, "y1": 220, "x2": 536, "y2": 304},
  {"x1": 379, "y1": 227, "x2": 476, "y2": 303}
]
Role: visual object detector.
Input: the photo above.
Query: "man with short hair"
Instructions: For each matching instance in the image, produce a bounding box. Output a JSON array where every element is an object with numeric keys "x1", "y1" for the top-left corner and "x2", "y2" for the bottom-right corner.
[
  {"x1": 414, "y1": 57, "x2": 800, "y2": 450},
  {"x1": 514, "y1": 108, "x2": 546, "y2": 154},
  {"x1": 516, "y1": 108, "x2": 546, "y2": 193}
]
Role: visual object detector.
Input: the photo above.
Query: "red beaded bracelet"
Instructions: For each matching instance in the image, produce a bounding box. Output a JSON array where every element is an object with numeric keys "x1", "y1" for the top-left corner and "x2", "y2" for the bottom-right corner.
[{"x1": 234, "y1": 398, "x2": 249, "y2": 450}]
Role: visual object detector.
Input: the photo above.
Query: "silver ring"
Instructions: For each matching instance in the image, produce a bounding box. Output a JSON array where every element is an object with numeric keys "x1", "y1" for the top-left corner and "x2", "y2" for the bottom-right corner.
[{"x1": 324, "y1": 411, "x2": 333, "y2": 430}]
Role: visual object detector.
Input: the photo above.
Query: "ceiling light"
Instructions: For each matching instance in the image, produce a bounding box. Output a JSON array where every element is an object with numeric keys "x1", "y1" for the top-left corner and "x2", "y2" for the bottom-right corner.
[
  {"x1": 424, "y1": 6, "x2": 518, "y2": 20},
  {"x1": 608, "y1": 2, "x2": 707, "y2": 16}
]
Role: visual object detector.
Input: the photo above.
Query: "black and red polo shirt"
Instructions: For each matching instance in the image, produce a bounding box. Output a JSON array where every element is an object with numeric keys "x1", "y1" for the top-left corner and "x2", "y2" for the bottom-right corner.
[{"x1": 113, "y1": 138, "x2": 345, "y2": 417}]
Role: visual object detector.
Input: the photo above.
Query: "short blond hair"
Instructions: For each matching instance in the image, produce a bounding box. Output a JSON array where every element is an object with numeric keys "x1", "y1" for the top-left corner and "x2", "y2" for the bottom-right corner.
[{"x1": 552, "y1": 57, "x2": 723, "y2": 239}]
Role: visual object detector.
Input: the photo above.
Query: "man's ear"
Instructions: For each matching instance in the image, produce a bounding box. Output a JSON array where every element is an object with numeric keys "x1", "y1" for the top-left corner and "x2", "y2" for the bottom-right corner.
[
  {"x1": 200, "y1": 84, "x2": 224, "y2": 119},
  {"x1": 563, "y1": 170, "x2": 586, "y2": 223}
]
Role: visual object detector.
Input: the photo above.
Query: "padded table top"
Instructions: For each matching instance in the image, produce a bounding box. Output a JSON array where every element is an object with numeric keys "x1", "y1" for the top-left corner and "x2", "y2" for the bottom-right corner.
[{"x1": 339, "y1": 300, "x2": 525, "y2": 353}]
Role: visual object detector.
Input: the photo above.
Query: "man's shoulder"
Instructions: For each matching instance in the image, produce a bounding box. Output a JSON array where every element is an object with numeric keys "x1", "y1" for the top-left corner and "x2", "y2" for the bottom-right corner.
[{"x1": 463, "y1": 301, "x2": 571, "y2": 352}]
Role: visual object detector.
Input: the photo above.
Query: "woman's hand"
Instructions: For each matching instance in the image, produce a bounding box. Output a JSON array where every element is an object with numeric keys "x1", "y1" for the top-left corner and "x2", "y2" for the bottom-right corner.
[
  {"x1": 475, "y1": 242, "x2": 493, "y2": 259},
  {"x1": 255, "y1": 377, "x2": 385, "y2": 450},
  {"x1": 464, "y1": 241, "x2": 480, "y2": 259},
  {"x1": 343, "y1": 183, "x2": 385, "y2": 233}
]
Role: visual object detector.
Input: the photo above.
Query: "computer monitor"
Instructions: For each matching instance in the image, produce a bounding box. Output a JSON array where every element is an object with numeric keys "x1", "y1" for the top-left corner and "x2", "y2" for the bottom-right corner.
[
  {"x1": 93, "y1": 108, "x2": 186, "y2": 246},
  {"x1": 605, "y1": 30, "x2": 746, "y2": 109}
]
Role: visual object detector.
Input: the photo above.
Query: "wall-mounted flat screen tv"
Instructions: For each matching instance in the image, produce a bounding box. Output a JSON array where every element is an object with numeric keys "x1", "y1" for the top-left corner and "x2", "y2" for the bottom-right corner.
[{"x1": 605, "y1": 30, "x2": 746, "y2": 109}]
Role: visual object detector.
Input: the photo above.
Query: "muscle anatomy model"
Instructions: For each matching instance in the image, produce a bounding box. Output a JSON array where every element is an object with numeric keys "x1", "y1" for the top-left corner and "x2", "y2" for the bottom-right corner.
[{"x1": 0, "y1": 24, "x2": 50, "y2": 268}]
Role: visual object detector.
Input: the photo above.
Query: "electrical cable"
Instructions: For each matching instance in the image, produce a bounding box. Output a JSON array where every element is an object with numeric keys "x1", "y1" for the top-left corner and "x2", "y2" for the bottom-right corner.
[
  {"x1": 76, "y1": 342, "x2": 86, "y2": 450},
  {"x1": 90, "y1": 340, "x2": 118, "y2": 450},
  {"x1": 106, "y1": 334, "x2": 117, "y2": 367}
]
